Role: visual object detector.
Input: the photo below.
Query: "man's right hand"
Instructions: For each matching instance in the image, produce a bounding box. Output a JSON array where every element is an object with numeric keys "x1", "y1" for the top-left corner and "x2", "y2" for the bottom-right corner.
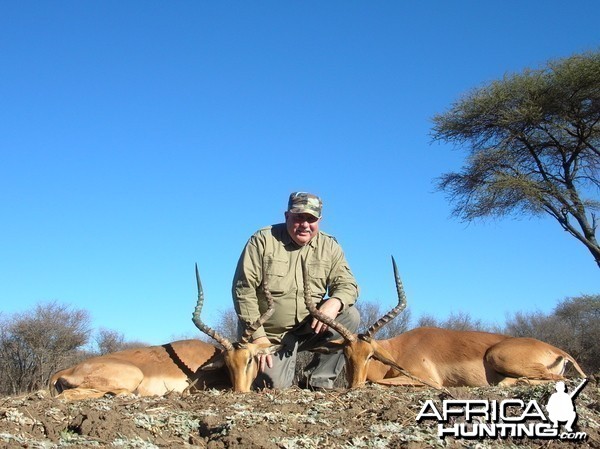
[{"x1": 253, "y1": 336, "x2": 274, "y2": 372}]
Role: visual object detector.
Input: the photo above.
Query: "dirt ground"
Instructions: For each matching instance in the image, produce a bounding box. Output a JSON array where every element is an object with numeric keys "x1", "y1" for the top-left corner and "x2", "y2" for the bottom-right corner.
[{"x1": 0, "y1": 379, "x2": 598, "y2": 448}]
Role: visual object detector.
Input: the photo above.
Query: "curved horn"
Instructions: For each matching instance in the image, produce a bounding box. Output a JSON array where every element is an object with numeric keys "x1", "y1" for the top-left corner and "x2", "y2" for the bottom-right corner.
[
  {"x1": 301, "y1": 258, "x2": 356, "y2": 343},
  {"x1": 240, "y1": 269, "x2": 275, "y2": 343},
  {"x1": 365, "y1": 255, "x2": 407, "y2": 338},
  {"x1": 192, "y1": 264, "x2": 234, "y2": 352}
]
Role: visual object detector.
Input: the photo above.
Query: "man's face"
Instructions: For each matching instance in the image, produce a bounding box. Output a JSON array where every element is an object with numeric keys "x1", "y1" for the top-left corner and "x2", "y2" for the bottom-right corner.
[{"x1": 285, "y1": 212, "x2": 320, "y2": 246}]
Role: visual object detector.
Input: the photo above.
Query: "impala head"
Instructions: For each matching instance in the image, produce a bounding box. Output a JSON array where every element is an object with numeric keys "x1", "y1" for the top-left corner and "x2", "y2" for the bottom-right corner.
[
  {"x1": 303, "y1": 256, "x2": 407, "y2": 388},
  {"x1": 192, "y1": 264, "x2": 280, "y2": 392}
]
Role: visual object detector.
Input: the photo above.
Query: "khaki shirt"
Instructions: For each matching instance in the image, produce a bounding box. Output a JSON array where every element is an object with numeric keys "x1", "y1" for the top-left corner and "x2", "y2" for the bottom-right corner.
[{"x1": 232, "y1": 223, "x2": 359, "y2": 342}]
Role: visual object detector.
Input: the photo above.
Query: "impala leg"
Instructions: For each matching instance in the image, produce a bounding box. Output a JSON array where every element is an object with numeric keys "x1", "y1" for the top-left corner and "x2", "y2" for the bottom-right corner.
[
  {"x1": 373, "y1": 376, "x2": 430, "y2": 387},
  {"x1": 496, "y1": 377, "x2": 557, "y2": 386},
  {"x1": 56, "y1": 387, "x2": 135, "y2": 401},
  {"x1": 53, "y1": 360, "x2": 145, "y2": 397},
  {"x1": 485, "y1": 338, "x2": 567, "y2": 381}
]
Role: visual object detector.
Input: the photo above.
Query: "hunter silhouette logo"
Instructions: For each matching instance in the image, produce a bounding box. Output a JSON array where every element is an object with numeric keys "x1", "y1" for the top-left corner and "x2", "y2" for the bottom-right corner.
[
  {"x1": 546, "y1": 379, "x2": 587, "y2": 433},
  {"x1": 417, "y1": 379, "x2": 588, "y2": 441}
]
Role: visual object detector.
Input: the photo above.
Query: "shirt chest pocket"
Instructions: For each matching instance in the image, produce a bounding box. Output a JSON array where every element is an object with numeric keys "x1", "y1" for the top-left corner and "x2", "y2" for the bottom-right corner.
[
  {"x1": 307, "y1": 261, "x2": 329, "y2": 296},
  {"x1": 264, "y1": 258, "x2": 292, "y2": 295}
]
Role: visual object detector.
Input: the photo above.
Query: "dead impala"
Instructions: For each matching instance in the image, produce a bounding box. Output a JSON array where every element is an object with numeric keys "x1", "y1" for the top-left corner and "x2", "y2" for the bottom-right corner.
[
  {"x1": 50, "y1": 265, "x2": 280, "y2": 399},
  {"x1": 304, "y1": 257, "x2": 586, "y2": 388}
]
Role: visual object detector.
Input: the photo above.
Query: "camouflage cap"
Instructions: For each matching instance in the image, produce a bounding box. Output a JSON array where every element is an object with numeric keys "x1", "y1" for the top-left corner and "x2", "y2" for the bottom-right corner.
[{"x1": 287, "y1": 192, "x2": 323, "y2": 218}]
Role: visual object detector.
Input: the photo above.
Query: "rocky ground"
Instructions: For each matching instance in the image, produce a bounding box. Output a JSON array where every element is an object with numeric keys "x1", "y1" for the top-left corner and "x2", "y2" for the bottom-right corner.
[{"x1": 0, "y1": 379, "x2": 598, "y2": 448}]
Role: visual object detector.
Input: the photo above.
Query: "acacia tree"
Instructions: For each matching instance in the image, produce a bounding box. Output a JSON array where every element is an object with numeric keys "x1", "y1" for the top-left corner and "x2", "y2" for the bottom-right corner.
[{"x1": 432, "y1": 51, "x2": 600, "y2": 267}]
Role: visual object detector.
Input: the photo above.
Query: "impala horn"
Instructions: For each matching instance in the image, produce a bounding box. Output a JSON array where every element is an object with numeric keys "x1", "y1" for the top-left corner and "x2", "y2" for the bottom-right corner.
[
  {"x1": 240, "y1": 267, "x2": 275, "y2": 343},
  {"x1": 192, "y1": 264, "x2": 234, "y2": 351},
  {"x1": 301, "y1": 258, "x2": 356, "y2": 342},
  {"x1": 192, "y1": 263, "x2": 275, "y2": 350},
  {"x1": 364, "y1": 256, "x2": 407, "y2": 338}
]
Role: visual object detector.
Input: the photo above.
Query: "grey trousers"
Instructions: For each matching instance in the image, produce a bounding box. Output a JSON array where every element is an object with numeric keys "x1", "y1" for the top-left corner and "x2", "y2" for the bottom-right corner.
[{"x1": 253, "y1": 305, "x2": 360, "y2": 390}]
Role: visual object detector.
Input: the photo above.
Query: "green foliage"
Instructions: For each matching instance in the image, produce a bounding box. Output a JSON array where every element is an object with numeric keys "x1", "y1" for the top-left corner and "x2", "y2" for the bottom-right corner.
[{"x1": 432, "y1": 50, "x2": 600, "y2": 267}]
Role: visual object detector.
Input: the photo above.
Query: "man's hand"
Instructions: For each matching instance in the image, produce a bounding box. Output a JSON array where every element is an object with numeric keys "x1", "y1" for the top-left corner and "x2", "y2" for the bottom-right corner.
[
  {"x1": 311, "y1": 297, "x2": 342, "y2": 334},
  {"x1": 252, "y1": 336, "x2": 274, "y2": 372}
]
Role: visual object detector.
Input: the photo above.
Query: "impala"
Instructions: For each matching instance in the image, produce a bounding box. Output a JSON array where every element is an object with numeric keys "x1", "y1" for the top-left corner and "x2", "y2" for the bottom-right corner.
[
  {"x1": 304, "y1": 257, "x2": 586, "y2": 389},
  {"x1": 50, "y1": 265, "x2": 280, "y2": 399}
]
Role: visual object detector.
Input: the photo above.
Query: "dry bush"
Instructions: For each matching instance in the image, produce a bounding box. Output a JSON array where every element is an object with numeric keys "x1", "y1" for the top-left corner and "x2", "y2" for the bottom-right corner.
[
  {"x1": 0, "y1": 303, "x2": 151, "y2": 395},
  {"x1": 94, "y1": 328, "x2": 147, "y2": 355},
  {"x1": 355, "y1": 300, "x2": 411, "y2": 338},
  {"x1": 94, "y1": 328, "x2": 126, "y2": 355},
  {"x1": 214, "y1": 307, "x2": 240, "y2": 342},
  {"x1": 416, "y1": 310, "x2": 490, "y2": 331},
  {"x1": 553, "y1": 294, "x2": 600, "y2": 374},
  {"x1": 504, "y1": 295, "x2": 600, "y2": 375},
  {"x1": 0, "y1": 302, "x2": 91, "y2": 395}
]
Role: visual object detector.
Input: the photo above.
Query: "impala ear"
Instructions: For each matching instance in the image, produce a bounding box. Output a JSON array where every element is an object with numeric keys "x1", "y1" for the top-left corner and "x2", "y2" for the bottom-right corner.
[
  {"x1": 307, "y1": 339, "x2": 346, "y2": 354},
  {"x1": 199, "y1": 354, "x2": 226, "y2": 371}
]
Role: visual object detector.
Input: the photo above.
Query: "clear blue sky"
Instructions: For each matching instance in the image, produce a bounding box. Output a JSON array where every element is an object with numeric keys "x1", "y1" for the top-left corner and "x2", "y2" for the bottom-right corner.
[{"x1": 2, "y1": 1, "x2": 598, "y2": 346}]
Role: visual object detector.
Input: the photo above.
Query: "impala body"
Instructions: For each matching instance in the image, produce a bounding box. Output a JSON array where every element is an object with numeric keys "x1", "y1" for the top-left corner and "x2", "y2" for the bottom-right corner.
[
  {"x1": 50, "y1": 265, "x2": 279, "y2": 400},
  {"x1": 51, "y1": 339, "x2": 228, "y2": 399},
  {"x1": 354, "y1": 327, "x2": 585, "y2": 388},
  {"x1": 304, "y1": 257, "x2": 586, "y2": 389}
]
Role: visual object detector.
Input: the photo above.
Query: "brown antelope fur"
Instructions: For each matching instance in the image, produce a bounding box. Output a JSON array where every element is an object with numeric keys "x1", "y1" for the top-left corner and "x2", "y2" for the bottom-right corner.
[
  {"x1": 50, "y1": 265, "x2": 280, "y2": 400},
  {"x1": 303, "y1": 257, "x2": 586, "y2": 389}
]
